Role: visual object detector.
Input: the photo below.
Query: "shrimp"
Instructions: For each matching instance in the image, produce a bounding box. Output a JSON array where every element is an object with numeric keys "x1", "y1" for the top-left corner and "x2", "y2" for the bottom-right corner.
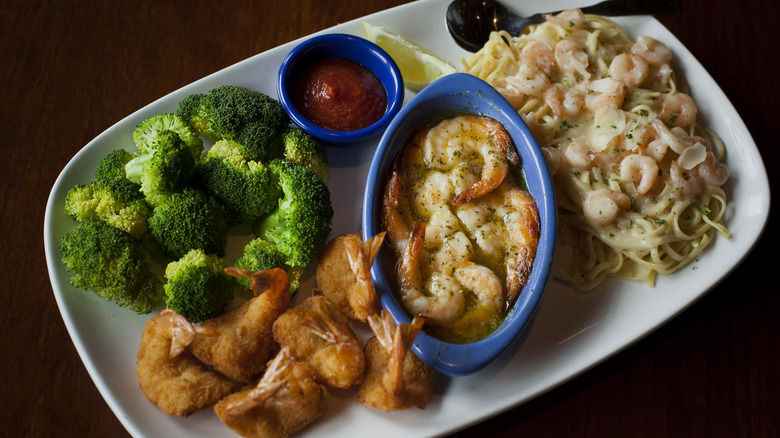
[
  {"x1": 696, "y1": 151, "x2": 729, "y2": 187},
  {"x1": 496, "y1": 184, "x2": 540, "y2": 308},
  {"x1": 316, "y1": 231, "x2": 384, "y2": 322},
  {"x1": 344, "y1": 231, "x2": 385, "y2": 320},
  {"x1": 564, "y1": 138, "x2": 592, "y2": 169},
  {"x1": 520, "y1": 40, "x2": 555, "y2": 75},
  {"x1": 495, "y1": 63, "x2": 551, "y2": 98},
  {"x1": 542, "y1": 146, "x2": 566, "y2": 176},
  {"x1": 397, "y1": 222, "x2": 466, "y2": 323},
  {"x1": 136, "y1": 309, "x2": 240, "y2": 417},
  {"x1": 543, "y1": 83, "x2": 585, "y2": 118},
  {"x1": 419, "y1": 115, "x2": 518, "y2": 204},
  {"x1": 189, "y1": 268, "x2": 290, "y2": 384},
  {"x1": 609, "y1": 53, "x2": 649, "y2": 89},
  {"x1": 544, "y1": 9, "x2": 587, "y2": 31},
  {"x1": 273, "y1": 295, "x2": 365, "y2": 389},
  {"x1": 452, "y1": 261, "x2": 503, "y2": 310},
  {"x1": 619, "y1": 154, "x2": 659, "y2": 195},
  {"x1": 410, "y1": 170, "x2": 455, "y2": 217},
  {"x1": 214, "y1": 346, "x2": 328, "y2": 438},
  {"x1": 583, "y1": 188, "x2": 631, "y2": 227},
  {"x1": 555, "y1": 39, "x2": 591, "y2": 80},
  {"x1": 651, "y1": 117, "x2": 693, "y2": 154},
  {"x1": 631, "y1": 35, "x2": 673, "y2": 66},
  {"x1": 584, "y1": 78, "x2": 626, "y2": 112},
  {"x1": 381, "y1": 162, "x2": 413, "y2": 253},
  {"x1": 669, "y1": 160, "x2": 704, "y2": 200},
  {"x1": 357, "y1": 311, "x2": 435, "y2": 411},
  {"x1": 661, "y1": 93, "x2": 698, "y2": 127}
]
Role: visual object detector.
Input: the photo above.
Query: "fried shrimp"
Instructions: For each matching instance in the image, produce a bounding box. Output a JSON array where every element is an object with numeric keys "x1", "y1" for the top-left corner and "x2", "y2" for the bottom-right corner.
[
  {"x1": 316, "y1": 231, "x2": 385, "y2": 322},
  {"x1": 357, "y1": 311, "x2": 435, "y2": 411},
  {"x1": 214, "y1": 346, "x2": 328, "y2": 438},
  {"x1": 189, "y1": 268, "x2": 291, "y2": 384},
  {"x1": 273, "y1": 295, "x2": 365, "y2": 388},
  {"x1": 136, "y1": 309, "x2": 240, "y2": 417}
]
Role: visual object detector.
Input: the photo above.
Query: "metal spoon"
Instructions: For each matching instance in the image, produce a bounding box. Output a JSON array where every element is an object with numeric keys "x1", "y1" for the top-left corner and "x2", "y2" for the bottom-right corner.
[{"x1": 446, "y1": 0, "x2": 684, "y2": 52}]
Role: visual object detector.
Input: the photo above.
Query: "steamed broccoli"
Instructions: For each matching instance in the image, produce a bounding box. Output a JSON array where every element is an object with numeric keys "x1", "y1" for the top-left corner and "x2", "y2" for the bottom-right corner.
[
  {"x1": 254, "y1": 159, "x2": 333, "y2": 268},
  {"x1": 64, "y1": 177, "x2": 151, "y2": 239},
  {"x1": 234, "y1": 237, "x2": 303, "y2": 295},
  {"x1": 164, "y1": 249, "x2": 235, "y2": 323},
  {"x1": 280, "y1": 127, "x2": 329, "y2": 182},
  {"x1": 94, "y1": 149, "x2": 134, "y2": 180},
  {"x1": 133, "y1": 113, "x2": 204, "y2": 160},
  {"x1": 147, "y1": 188, "x2": 229, "y2": 259},
  {"x1": 60, "y1": 220, "x2": 164, "y2": 314},
  {"x1": 124, "y1": 130, "x2": 197, "y2": 207},
  {"x1": 196, "y1": 139, "x2": 283, "y2": 225},
  {"x1": 176, "y1": 85, "x2": 288, "y2": 162}
]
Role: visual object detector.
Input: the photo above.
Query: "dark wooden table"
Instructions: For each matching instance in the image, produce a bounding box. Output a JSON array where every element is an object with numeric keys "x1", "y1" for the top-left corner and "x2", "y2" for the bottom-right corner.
[{"x1": 2, "y1": 0, "x2": 777, "y2": 436}]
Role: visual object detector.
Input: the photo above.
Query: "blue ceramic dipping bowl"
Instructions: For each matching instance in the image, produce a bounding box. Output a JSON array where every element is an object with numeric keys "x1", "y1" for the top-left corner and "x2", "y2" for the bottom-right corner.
[
  {"x1": 277, "y1": 33, "x2": 404, "y2": 143},
  {"x1": 362, "y1": 73, "x2": 557, "y2": 376}
]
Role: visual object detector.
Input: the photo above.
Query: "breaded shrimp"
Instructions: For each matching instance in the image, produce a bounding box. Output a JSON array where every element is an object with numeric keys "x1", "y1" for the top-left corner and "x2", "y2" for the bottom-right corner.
[
  {"x1": 214, "y1": 346, "x2": 328, "y2": 438},
  {"x1": 136, "y1": 309, "x2": 240, "y2": 417},
  {"x1": 357, "y1": 311, "x2": 435, "y2": 411},
  {"x1": 273, "y1": 295, "x2": 365, "y2": 388},
  {"x1": 190, "y1": 268, "x2": 291, "y2": 384},
  {"x1": 315, "y1": 231, "x2": 385, "y2": 321}
]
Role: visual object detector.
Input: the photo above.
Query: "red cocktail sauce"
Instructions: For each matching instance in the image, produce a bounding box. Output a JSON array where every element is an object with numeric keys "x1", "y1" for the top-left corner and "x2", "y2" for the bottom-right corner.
[{"x1": 292, "y1": 57, "x2": 387, "y2": 132}]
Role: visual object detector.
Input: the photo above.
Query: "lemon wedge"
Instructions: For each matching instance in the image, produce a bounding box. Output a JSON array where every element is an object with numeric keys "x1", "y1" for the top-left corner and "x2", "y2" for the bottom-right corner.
[{"x1": 362, "y1": 20, "x2": 456, "y2": 91}]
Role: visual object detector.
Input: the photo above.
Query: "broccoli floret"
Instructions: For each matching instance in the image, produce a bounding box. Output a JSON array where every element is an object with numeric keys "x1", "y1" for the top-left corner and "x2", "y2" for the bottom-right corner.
[
  {"x1": 164, "y1": 249, "x2": 235, "y2": 323},
  {"x1": 124, "y1": 130, "x2": 197, "y2": 207},
  {"x1": 148, "y1": 188, "x2": 229, "y2": 259},
  {"x1": 196, "y1": 139, "x2": 283, "y2": 225},
  {"x1": 280, "y1": 127, "x2": 329, "y2": 182},
  {"x1": 254, "y1": 159, "x2": 333, "y2": 268},
  {"x1": 65, "y1": 177, "x2": 151, "y2": 239},
  {"x1": 94, "y1": 149, "x2": 134, "y2": 180},
  {"x1": 60, "y1": 220, "x2": 164, "y2": 314},
  {"x1": 234, "y1": 237, "x2": 303, "y2": 295},
  {"x1": 133, "y1": 113, "x2": 204, "y2": 160},
  {"x1": 176, "y1": 85, "x2": 289, "y2": 162}
]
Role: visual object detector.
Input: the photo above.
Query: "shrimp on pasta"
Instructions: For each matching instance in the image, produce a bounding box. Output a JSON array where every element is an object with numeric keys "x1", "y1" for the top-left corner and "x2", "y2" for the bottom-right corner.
[{"x1": 463, "y1": 8, "x2": 730, "y2": 290}]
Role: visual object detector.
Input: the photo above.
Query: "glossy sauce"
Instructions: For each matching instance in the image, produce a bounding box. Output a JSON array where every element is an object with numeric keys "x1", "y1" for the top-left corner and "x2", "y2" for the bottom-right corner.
[
  {"x1": 382, "y1": 114, "x2": 538, "y2": 344},
  {"x1": 293, "y1": 57, "x2": 387, "y2": 132}
]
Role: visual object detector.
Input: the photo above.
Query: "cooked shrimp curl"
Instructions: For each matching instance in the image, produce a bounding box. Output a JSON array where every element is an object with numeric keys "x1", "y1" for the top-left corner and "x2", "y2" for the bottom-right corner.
[
  {"x1": 357, "y1": 311, "x2": 435, "y2": 411},
  {"x1": 136, "y1": 309, "x2": 240, "y2": 417},
  {"x1": 214, "y1": 346, "x2": 328, "y2": 438},
  {"x1": 273, "y1": 295, "x2": 365, "y2": 388},
  {"x1": 189, "y1": 268, "x2": 291, "y2": 384}
]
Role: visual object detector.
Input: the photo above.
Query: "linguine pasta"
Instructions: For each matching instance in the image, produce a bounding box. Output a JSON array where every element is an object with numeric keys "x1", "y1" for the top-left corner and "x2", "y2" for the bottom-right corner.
[{"x1": 462, "y1": 10, "x2": 730, "y2": 290}]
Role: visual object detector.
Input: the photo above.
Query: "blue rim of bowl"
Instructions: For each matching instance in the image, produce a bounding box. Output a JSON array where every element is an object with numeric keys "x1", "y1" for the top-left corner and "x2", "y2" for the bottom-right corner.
[
  {"x1": 362, "y1": 73, "x2": 557, "y2": 376},
  {"x1": 277, "y1": 33, "x2": 404, "y2": 143}
]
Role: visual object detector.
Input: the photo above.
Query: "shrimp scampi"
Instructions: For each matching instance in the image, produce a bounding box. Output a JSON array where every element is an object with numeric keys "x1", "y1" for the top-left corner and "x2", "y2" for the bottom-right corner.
[{"x1": 382, "y1": 113, "x2": 541, "y2": 342}]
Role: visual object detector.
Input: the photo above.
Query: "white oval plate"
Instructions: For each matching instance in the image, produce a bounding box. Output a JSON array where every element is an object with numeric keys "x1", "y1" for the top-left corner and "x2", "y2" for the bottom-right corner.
[{"x1": 44, "y1": 0, "x2": 770, "y2": 436}]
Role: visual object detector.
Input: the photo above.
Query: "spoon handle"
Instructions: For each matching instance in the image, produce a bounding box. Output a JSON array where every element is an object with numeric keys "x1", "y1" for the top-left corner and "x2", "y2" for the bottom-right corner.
[
  {"x1": 503, "y1": 0, "x2": 684, "y2": 36},
  {"x1": 579, "y1": 0, "x2": 684, "y2": 17}
]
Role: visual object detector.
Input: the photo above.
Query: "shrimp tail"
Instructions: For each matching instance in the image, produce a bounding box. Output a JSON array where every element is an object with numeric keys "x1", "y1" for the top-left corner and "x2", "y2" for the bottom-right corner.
[
  {"x1": 225, "y1": 267, "x2": 290, "y2": 308},
  {"x1": 368, "y1": 311, "x2": 424, "y2": 399},
  {"x1": 345, "y1": 232, "x2": 386, "y2": 317},
  {"x1": 161, "y1": 308, "x2": 219, "y2": 358},
  {"x1": 220, "y1": 346, "x2": 295, "y2": 418},
  {"x1": 505, "y1": 246, "x2": 534, "y2": 312}
]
